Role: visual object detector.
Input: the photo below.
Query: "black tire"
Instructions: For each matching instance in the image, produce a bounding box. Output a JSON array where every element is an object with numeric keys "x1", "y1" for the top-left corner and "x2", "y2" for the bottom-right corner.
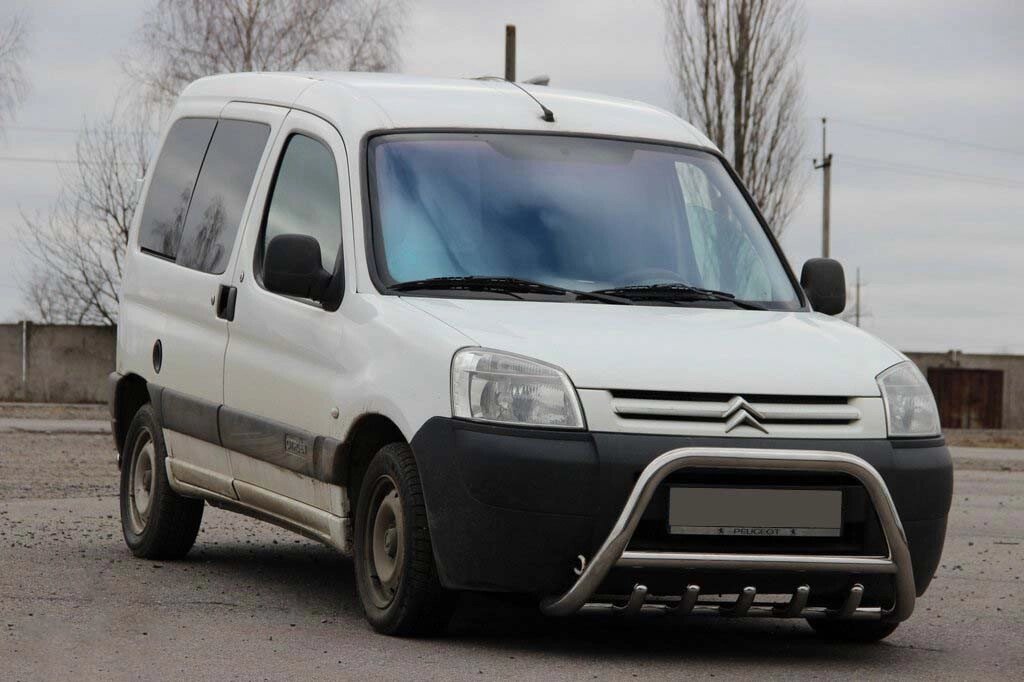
[
  {"x1": 353, "y1": 442, "x2": 457, "y2": 636},
  {"x1": 119, "y1": 404, "x2": 204, "y2": 559},
  {"x1": 807, "y1": 618, "x2": 901, "y2": 642}
]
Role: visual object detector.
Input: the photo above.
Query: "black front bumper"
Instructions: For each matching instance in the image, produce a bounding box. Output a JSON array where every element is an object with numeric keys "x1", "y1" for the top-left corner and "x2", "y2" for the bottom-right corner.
[{"x1": 410, "y1": 417, "x2": 952, "y2": 598}]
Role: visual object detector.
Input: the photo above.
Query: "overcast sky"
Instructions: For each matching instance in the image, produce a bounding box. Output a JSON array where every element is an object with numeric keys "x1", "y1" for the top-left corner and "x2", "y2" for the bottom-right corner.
[{"x1": 1, "y1": 0, "x2": 1021, "y2": 353}]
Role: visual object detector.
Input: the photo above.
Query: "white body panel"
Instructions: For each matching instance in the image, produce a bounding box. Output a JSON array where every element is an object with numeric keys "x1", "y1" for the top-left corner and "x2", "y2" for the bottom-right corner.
[
  {"x1": 118, "y1": 97, "x2": 237, "y2": 485},
  {"x1": 116, "y1": 72, "x2": 912, "y2": 550},
  {"x1": 402, "y1": 298, "x2": 903, "y2": 397}
]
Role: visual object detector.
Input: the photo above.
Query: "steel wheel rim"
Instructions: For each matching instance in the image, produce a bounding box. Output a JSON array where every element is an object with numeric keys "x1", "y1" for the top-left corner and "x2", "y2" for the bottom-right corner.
[
  {"x1": 363, "y1": 475, "x2": 405, "y2": 609},
  {"x1": 128, "y1": 430, "x2": 156, "y2": 535}
]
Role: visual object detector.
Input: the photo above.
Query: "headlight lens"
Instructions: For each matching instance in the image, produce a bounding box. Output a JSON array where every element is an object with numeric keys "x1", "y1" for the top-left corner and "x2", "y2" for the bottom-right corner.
[
  {"x1": 877, "y1": 361, "x2": 941, "y2": 437},
  {"x1": 451, "y1": 349, "x2": 585, "y2": 429}
]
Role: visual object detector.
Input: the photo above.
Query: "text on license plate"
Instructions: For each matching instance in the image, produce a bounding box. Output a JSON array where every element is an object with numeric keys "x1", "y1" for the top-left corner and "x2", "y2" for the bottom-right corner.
[{"x1": 668, "y1": 487, "x2": 843, "y2": 537}]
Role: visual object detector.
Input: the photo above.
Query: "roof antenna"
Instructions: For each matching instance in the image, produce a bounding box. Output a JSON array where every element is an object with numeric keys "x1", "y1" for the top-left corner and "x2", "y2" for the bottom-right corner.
[
  {"x1": 474, "y1": 76, "x2": 556, "y2": 123},
  {"x1": 506, "y1": 80, "x2": 556, "y2": 123}
]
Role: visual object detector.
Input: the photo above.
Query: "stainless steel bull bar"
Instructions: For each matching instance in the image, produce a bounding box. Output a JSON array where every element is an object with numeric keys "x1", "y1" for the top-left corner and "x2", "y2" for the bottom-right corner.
[{"x1": 539, "y1": 448, "x2": 916, "y2": 623}]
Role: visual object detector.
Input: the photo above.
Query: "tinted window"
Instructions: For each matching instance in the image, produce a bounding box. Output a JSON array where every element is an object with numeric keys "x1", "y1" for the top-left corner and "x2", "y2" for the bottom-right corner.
[
  {"x1": 261, "y1": 134, "x2": 342, "y2": 275},
  {"x1": 138, "y1": 118, "x2": 216, "y2": 258},
  {"x1": 677, "y1": 163, "x2": 774, "y2": 300},
  {"x1": 372, "y1": 133, "x2": 799, "y2": 308},
  {"x1": 176, "y1": 120, "x2": 271, "y2": 274}
]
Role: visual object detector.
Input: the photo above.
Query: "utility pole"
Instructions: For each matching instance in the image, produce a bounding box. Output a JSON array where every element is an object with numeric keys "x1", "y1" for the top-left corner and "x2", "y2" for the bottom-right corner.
[
  {"x1": 505, "y1": 24, "x2": 516, "y2": 81},
  {"x1": 813, "y1": 117, "x2": 833, "y2": 258},
  {"x1": 855, "y1": 267, "x2": 861, "y2": 327}
]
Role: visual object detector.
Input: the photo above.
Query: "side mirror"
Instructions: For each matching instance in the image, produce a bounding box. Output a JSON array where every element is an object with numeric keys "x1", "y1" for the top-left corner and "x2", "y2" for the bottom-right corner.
[
  {"x1": 264, "y1": 234, "x2": 331, "y2": 301},
  {"x1": 800, "y1": 258, "x2": 846, "y2": 315}
]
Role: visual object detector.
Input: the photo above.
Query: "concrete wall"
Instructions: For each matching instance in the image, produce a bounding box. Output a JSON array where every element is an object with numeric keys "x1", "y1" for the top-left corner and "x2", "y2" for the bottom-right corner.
[
  {"x1": 0, "y1": 324, "x2": 24, "y2": 400},
  {"x1": 0, "y1": 323, "x2": 115, "y2": 404},
  {"x1": 906, "y1": 350, "x2": 1024, "y2": 430}
]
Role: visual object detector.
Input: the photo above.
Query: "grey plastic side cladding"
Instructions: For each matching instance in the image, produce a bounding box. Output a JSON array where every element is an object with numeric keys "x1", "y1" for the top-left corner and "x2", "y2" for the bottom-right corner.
[
  {"x1": 108, "y1": 371, "x2": 122, "y2": 455},
  {"x1": 144, "y1": 384, "x2": 346, "y2": 485},
  {"x1": 218, "y1": 405, "x2": 345, "y2": 482},
  {"x1": 147, "y1": 383, "x2": 164, "y2": 424}
]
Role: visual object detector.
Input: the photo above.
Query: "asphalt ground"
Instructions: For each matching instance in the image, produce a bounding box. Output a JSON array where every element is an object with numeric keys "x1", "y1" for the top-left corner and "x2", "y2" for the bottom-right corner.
[{"x1": 1, "y1": 429, "x2": 1022, "y2": 680}]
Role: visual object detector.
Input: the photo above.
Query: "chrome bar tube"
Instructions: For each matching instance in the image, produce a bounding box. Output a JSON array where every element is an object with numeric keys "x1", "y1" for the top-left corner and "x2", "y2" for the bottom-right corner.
[
  {"x1": 539, "y1": 448, "x2": 916, "y2": 622},
  {"x1": 775, "y1": 585, "x2": 811, "y2": 618}
]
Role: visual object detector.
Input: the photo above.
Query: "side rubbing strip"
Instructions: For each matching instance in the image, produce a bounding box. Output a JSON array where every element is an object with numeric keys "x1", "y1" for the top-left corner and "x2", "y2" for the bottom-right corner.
[
  {"x1": 219, "y1": 406, "x2": 313, "y2": 475},
  {"x1": 219, "y1": 406, "x2": 345, "y2": 484},
  {"x1": 315, "y1": 436, "x2": 346, "y2": 483},
  {"x1": 147, "y1": 383, "x2": 164, "y2": 425},
  {"x1": 159, "y1": 387, "x2": 222, "y2": 445},
  {"x1": 149, "y1": 383, "x2": 345, "y2": 484}
]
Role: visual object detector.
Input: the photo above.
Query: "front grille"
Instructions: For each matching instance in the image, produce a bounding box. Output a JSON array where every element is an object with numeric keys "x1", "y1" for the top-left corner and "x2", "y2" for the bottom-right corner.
[{"x1": 608, "y1": 390, "x2": 862, "y2": 436}]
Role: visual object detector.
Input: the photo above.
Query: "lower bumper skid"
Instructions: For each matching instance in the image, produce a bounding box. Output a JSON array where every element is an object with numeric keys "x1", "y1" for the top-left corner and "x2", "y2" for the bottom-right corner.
[
  {"x1": 539, "y1": 447, "x2": 916, "y2": 623},
  {"x1": 585, "y1": 582, "x2": 879, "y2": 620}
]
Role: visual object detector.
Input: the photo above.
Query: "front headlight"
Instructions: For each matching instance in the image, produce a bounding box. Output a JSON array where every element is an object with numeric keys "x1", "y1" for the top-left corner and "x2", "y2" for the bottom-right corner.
[
  {"x1": 451, "y1": 348, "x2": 585, "y2": 429},
  {"x1": 877, "y1": 361, "x2": 941, "y2": 437}
]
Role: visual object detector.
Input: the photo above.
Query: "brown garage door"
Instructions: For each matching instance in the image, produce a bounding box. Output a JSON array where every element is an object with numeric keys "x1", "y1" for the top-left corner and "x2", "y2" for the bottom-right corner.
[{"x1": 926, "y1": 368, "x2": 1004, "y2": 429}]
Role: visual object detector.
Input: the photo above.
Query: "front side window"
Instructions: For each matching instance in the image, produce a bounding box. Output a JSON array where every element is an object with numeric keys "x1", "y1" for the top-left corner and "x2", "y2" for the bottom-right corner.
[
  {"x1": 176, "y1": 120, "x2": 271, "y2": 274},
  {"x1": 259, "y1": 134, "x2": 342, "y2": 277},
  {"x1": 370, "y1": 133, "x2": 800, "y2": 309},
  {"x1": 137, "y1": 118, "x2": 216, "y2": 258}
]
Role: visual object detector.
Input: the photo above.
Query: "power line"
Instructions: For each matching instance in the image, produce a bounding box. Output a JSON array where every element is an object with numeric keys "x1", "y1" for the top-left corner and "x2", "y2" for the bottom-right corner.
[
  {"x1": 829, "y1": 117, "x2": 1024, "y2": 158},
  {"x1": 2, "y1": 124, "x2": 156, "y2": 137},
  {"x1": 0, "y1": 154, "x2": 79, "y2": 165},
  {"x1": 839, "y1": 153, "x2": 1023, "y2": 189},
  {"x1": 0, "y1": 155, "x2": 142, "y2": 167},
  {"x1": 843, "y1": 159, "x2": 1022, "y2": 188},
  {"x1": 3, "y1": 125, "x2": 91, "y2": 135}
]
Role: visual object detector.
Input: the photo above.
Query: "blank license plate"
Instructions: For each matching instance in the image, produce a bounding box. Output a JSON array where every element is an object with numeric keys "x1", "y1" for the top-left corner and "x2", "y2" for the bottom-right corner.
[{"x1": 668, "y1": 487, "x2": 842, "y2": 537}]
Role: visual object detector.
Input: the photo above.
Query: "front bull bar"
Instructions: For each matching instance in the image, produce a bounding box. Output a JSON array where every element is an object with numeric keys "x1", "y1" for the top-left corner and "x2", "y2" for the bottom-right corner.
[{"x1": 539, "y1": 448, "x2": 916, "y2": 623}]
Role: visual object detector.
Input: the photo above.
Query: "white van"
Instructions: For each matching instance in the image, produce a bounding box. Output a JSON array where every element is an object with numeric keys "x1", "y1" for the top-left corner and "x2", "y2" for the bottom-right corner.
[{"x1": 109, "y1": 73, "x2": 951, "y2": 639}]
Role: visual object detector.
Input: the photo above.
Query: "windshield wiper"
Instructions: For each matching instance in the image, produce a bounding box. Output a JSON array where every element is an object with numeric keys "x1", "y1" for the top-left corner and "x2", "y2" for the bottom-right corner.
[
  {"x1": 592, "y1": 283, "x2": 767, "y2": 311},
  {"x1": 388, "y1": 276, "x2": 634, "y2": 305}
]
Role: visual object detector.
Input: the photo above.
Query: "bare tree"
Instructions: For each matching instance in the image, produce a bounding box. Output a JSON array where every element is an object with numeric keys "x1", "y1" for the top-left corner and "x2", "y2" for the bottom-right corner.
[
  {"x1": 663, "y1": 0, "x2": 806, "y2": 235},
  {"x1": 19, "y1": 105, "x2": 153, "y2": 325},
  {"x1": 0, "y1": 11, "x2": 30, "y2": 128},
  {"x1": 126, "y1": 0, "x2": 407, "y2": 106},
  {"x1": 22, "y1": 0, "x2": 408, "y2": 324}
]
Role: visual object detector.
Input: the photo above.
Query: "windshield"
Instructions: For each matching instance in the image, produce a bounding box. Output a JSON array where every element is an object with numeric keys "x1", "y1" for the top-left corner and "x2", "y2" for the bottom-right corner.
[{"x1": 369, "y1": 133, "x2": 801, "y2": 309}]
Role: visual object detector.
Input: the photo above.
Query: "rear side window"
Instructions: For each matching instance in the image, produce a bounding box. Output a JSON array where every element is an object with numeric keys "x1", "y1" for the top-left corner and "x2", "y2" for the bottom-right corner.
[
  {"x1": 176, "y1": 120, "x2": 271, "y2": 274},
  {"x1": 260, "y1": 134, "x2": 342, "y2": 275},
  {"x1": 138, "y1": 118, "x2": 216, "y2": 258}
]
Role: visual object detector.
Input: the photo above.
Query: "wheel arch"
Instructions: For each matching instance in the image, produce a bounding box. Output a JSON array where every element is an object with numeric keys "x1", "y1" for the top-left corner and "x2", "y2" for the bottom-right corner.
[
  {"x1": 109, "y1": 372, "x2": 152, "y2": 464},
  {"x1": 340, "y1": 412, "x2": 408, "y2": 510}
]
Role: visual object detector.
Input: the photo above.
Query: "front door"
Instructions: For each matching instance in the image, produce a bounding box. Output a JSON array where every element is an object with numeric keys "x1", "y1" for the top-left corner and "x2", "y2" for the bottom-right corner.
[{"x1": 221, "y1": 109, "x2": 355, "y2": 536}]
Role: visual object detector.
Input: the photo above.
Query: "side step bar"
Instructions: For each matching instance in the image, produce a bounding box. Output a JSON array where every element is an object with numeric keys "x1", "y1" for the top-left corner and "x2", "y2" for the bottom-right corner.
[{"x1": 539, "y1": 447, "x2": 916, "y2": 623}]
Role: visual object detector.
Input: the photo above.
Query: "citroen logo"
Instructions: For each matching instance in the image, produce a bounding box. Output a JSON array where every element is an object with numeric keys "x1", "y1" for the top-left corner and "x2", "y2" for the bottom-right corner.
[{"x1": 722, "y1": 397, "x2": 768, "y2": 434}]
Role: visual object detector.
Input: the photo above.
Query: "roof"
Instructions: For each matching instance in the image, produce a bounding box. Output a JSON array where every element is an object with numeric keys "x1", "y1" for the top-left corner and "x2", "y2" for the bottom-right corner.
[{"x1": 179, "y1": 72, "x2": 715, "y2": 149}]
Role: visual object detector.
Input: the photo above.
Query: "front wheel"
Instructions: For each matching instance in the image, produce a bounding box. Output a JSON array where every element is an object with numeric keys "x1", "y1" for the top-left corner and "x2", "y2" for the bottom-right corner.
[
  {"x1": 353, "y1": 442, "x2": 457, "y2": 636},
  {"x1": 807, "y1": 617, "x2": 900, "y2": 642}
]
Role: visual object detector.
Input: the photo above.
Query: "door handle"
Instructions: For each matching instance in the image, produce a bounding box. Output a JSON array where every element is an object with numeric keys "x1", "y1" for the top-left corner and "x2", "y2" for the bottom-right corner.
[{"x1": 216, "y1": 285, "x2": 237, "y2": 321}]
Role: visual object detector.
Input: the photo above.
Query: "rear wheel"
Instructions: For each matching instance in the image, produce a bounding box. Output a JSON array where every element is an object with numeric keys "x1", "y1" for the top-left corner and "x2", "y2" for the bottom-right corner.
[
  {"x1": 354, "y1": 442, "x2": 457, "y2": 636},
  {"x1": 119, "y1": 404, "x2": 204, "y2": 559},
  {"x1": 807, "y1": 618, "x2": 900, "y2": 642}
]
